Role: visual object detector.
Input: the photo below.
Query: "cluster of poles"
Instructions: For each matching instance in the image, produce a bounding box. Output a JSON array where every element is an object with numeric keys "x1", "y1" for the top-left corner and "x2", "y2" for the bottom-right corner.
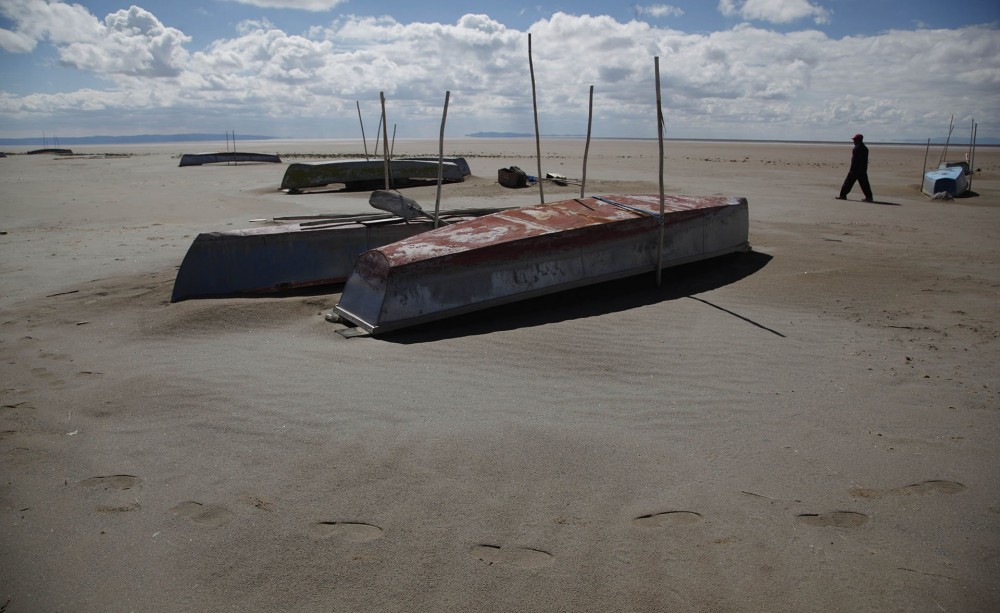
[
  {"x1": 358, "y1": 33, "x2": 671, "y2": 283},
  {"x1": 921, "y1": 114, "x2": 978, "y2": 191}
]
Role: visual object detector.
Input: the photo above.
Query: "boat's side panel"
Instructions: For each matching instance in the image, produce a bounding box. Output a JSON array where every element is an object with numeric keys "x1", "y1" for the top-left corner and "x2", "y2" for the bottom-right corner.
[
  {"x1": 280, "y1": 159, "x2": 465, "y2": 190},
  {"x1": 170, "y1": 221, "x2": 433, "y2": 301},
  {"x1": 334, "y1": 198, "x2": 749, "y2": 333},
  {"x1": 179, "y1": 152, "x2": 281, "y2": 167}
]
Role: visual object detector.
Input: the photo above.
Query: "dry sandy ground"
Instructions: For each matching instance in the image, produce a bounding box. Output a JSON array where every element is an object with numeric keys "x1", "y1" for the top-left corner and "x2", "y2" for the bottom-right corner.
[{"x1": 1, "y1": 138, "x2": 998, "y2": 612}]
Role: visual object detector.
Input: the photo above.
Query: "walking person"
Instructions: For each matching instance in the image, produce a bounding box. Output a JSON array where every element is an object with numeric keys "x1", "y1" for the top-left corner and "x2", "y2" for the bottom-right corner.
[{"x1": 837, "y1": 133, "x2": 874, "y2": 202}]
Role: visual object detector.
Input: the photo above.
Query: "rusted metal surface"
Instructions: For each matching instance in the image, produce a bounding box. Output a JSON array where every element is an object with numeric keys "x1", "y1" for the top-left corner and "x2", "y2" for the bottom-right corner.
[
  {"x1": 333, "y1": 194, "x2": 750, "y2": 334},
  {"x1": 170, "y1": 207, "x2": 505, "y2": 302},
  {"x1": 179, "y1": 152, "x2": 281, "y2": 166},
  {"x1": 280, "y1": 158, "x2": 470, "y2": 192}
]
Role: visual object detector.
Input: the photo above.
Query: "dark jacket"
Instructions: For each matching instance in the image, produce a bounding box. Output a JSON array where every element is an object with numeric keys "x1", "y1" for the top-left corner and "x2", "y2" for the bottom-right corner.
[{"x1": 850, "y1": 142, "x2": 869, "y2": 174}]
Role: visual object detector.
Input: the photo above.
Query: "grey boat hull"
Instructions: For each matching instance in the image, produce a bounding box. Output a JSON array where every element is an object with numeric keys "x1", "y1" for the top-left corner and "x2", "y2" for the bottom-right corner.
[
  {"x1": 179, "y1": 152, "x2": 281, "y2": 166},
  {"x1": 280, "y1": 158, "x2": 470, "y2": 192},
  {"x1": 170, "y1": 207, "x2": 504, "y2": 302}
]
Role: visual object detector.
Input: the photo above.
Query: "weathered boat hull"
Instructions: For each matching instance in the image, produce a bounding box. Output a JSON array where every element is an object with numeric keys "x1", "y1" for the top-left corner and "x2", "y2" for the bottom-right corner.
[
  {"x1": 170, "y1": 208, "x2": 504, "y2": 302},
  {"x1": 922, "y1": 163, "x2": 968, "y2": 196},
  {"x1": 333, "y1": 194, "x2": 750, "y2": 334},
  {"x1": 179, "y1": 152, "x2": 282, "y2": 166},
  {"x1": 26, "y1": 148, "x2": 72, "y2": 155},
  {"x1": 280, "y1": 158, "x2": 469, "y2": 192}
]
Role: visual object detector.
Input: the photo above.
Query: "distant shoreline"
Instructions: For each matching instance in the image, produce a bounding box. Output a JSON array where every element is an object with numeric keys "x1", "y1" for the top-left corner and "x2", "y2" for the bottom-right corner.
[{"x1": 0, "y1": 133, "x2": 993, "y2": 147}]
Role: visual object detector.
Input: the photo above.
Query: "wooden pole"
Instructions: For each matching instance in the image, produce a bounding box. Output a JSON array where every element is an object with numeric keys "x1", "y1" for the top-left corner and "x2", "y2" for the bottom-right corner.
[
  {"x1": 373, "y1": 113, "x2": 383, "y2": 157},
  {"x1": 528, "y1": 33, "x2": 544, "y2": 204},
  {"x1": 969, "y1": 122, "x2": 978, "y2": 191},
  {"x1": 921, "y1": 137, "x2": 930, "y2": 193},
  {"x1": 390, "y1": 124, "x2": 397, "y2": 158},
  {"x1": 939, "y1": 114, "x2": 954, "y2": 166},
  {"x1": 357, "y1": 101, "x2": 369, "y2": 161},
  {"x1": 654, "y1": 57, "x2": 665, "y2": 286},
  {"x1": 380, "y1": 92, "x2": 391, "y2": 190},
  {"x1": 581, "y1": 85, "x2": 594, "y2": 198},
  {"x1": 435, "y1": 91, "x2": 451, "y2": 229}
]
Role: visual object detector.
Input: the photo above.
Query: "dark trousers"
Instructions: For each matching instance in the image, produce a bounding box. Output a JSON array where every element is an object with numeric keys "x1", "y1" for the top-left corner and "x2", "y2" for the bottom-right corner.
[{"x1": 840, "y1": 171, "x2": 873, "y2": 200}]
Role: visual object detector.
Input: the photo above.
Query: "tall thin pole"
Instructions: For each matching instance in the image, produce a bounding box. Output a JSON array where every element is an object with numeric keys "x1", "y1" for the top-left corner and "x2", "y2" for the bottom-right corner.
[
  {"x1": 968, "y1": 118, "x2": 975, "y2": 162},
  {"x1": 357, "y1": 101, "x2": 369, "y2": 161},
  {"x1": 380, "y1": 92, "x2": 391, "y2": 190},
  {"x1": 921, "y1": 137, "x2": 930, "y2": 192},
  {"x1": 581, "y1": 85, "x2": 594, "y2": 198},
  {"x1": 969, "y1": 122, "x2": 978, "y2": 191},
  {"x1": 939, "y1": 114, "x2": 954, "y2": 166},
  {"x1": 654, "y1": 57, "x2": 666, "y2": 286},
  {"x1": 435, "y1": 90, "x2": 451, "y2": 229},
  {"x1": 232, "y1": 129, "x2": 237, "y2": 165},
  {"x1": 528, "y1": 33, "x2": 544, "y2": 204},
  {"x1": 373, "y1": 113, "x2": 383, "y2": 157},
  {"x1": 390, "y1": 124, "x2": 397, "y2": 159}
]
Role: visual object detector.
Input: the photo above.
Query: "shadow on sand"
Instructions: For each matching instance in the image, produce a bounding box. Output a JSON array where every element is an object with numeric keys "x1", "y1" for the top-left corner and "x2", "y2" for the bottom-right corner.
[{"x1": 373, "y1": 250, "x2": 775, "y2": 344}]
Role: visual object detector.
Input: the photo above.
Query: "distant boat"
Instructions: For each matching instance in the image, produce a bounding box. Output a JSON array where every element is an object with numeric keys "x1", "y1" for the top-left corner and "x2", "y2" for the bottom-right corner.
[
  {"x1": 922, "y1": 162, "x2": 969, "y2": 197},
  {"x1": 332, "y1": 193, "x2": 750, "y2": 335},
  {"x1": 26, "y1": 148, "x2": 73, "y2": 155},
  {"x1": 170, "y1": 196, "x2": 505, "y2": 302},
  {"x1": 179, "y1": 151, "x2": 281, "y2": 166},
  {"x1": 280, "y1": 157, "x2": 470, "y2": 193},
  {"x1": 921, "y1": 115, "x2": 977, "y2": 197}
]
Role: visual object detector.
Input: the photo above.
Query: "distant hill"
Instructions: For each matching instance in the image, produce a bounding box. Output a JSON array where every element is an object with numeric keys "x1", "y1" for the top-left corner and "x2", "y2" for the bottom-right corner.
[
  {"x1": 0, "y1": 133, "x2": 281, "y2": 146},
  {"x1": 467, "y1": 132, "x2": 536, "y2": 138}
]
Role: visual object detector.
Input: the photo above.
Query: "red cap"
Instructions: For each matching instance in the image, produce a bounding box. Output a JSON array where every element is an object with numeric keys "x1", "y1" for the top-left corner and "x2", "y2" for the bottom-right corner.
[{"x1": 852, "y1": 133, "x2": 863, "y2": 141}]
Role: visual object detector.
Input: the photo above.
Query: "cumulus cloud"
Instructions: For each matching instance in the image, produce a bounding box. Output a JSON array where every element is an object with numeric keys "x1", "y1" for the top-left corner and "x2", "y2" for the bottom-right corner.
[
  {"x1": 0, "y1": 0, "x2": 103, "y2": 52},
  {"x1": 58, "y1": 6, "x2": 192, "y2": 77},
  {"x1": 0, "y1": 3, "x2": 997, "y2": 141},
  {"x1": 223, "y1": 0, "x2": 348, "y2": 11},
  {"x1": 634, "y1": 4, "x2": 684, "y2": 19},
  {"x1": 719, "y1": 0, "x2": 830, "y2": 25}
]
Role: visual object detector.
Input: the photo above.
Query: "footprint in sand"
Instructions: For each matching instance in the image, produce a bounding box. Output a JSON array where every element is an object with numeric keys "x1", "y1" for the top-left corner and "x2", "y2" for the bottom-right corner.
[
  {"x1": 849, "y1": 480, "x2": 966, "y2": 499},
  {"x1": 631, "y1": 511, "x2": 704, "y2": 528},
  {"x1": 471, "y1": 544, "x2": 554, "y2": 569},
  {"x1": 80, "y1": 475, "x2": 141, "y2": 490},
  {"x1": 796, "y1": 511, "x2": 869, "y2": 528},
  {"x1": 170, "y1": 501, "x2": 234, "y2": 527},
  {"x1": 309, "y1": 521, "x2": 384, "y2": 543}
]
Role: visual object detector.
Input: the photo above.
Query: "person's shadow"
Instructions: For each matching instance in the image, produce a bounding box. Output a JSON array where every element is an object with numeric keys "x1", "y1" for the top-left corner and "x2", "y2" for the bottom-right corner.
[{"x1": 369, "y1": 250, "x2": 776, "y2": 343}]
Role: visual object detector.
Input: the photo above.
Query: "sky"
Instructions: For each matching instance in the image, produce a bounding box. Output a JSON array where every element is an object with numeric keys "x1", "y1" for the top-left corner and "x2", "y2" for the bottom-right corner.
[{"x1": 0, "y1": 0, "x2": 998, "y2": 142}]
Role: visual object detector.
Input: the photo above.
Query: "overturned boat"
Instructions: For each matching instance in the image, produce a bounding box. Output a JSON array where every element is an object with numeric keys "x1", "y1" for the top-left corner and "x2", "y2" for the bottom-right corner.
[
  {"x1": 922, "y1": 162, "x2": 969, "y2": 197},
  {"x1": 27, "y1": 148, "x2": 73, "y2": 155},
  {"x1": 179, "y1": 152, "x2": 281, "y2": 166},
  {"x1": 170, "y1": 191, "x2": 503, "y2": 302},
  {"x1": 280, "y1": 157, "x2": 471, "y2": 193},
  {"x1": 332, "y1": 193, "x2": 750, "y2": 335}
]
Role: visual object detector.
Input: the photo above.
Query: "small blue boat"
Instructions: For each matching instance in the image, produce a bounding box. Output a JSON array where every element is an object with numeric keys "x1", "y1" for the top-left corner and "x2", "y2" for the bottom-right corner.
[{"x1": 922, "y1": 162, "x2": 969, "y2": 197}]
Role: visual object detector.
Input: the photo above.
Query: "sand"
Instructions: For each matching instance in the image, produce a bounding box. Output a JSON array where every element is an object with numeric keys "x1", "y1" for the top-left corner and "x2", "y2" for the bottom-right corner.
[{"x1": 1, "y1": 138, "x2": 998, "y2": 612}]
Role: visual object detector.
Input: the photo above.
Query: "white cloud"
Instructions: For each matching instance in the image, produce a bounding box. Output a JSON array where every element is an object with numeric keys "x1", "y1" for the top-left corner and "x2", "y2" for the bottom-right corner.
[
  {"x1": 223, "y1": 0, "x2": 348, "y2": 11},
  {"x1": 719, "y1": 0, "x2": 830, "y2": 25},
  {"x1": 0, "y1": 0, "x2": 103, "y2": 52},
  {"x1": 0, "y1": 5, "x2": 997, "y2": 141},
  {"x1": 58, "y1": 6, "x2": 192, "y2": 77},
  {"x1": 635, "y1": 4, "x2": 684, "y2": 19}
]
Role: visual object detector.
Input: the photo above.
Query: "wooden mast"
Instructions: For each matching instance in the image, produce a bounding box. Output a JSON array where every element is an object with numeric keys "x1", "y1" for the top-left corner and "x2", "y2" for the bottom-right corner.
[
  {"x1": 654, "y1": 57, "x2": 666, "y2": 286},
  {"x1": 528, "y1": 33, "x2": 544, "y2": 204}
]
